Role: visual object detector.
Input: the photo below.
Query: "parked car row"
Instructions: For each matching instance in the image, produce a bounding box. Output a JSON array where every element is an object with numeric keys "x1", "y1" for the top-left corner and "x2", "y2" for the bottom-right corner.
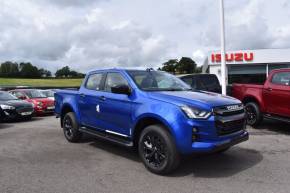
[{"x1": 0, "y1": 89, "x2": 55, "y2": 122}]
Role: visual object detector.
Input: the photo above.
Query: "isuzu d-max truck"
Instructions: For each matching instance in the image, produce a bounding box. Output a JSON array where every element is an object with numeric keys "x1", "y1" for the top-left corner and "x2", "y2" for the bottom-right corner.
[
  {"x1": 233, "y1": 68, "x2": 290, "y2": 126},
  {"x1": 55, "y1": 68, "x2": 248, "y2": 174}
]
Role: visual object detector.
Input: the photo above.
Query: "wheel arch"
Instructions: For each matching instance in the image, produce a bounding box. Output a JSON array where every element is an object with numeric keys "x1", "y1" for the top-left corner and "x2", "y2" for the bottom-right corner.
[
  {"x1": 60, "y1": 104, "x2": 76, "y2": 127},
  {"x1": 242, "y1": 95, "x2": 264, "y2": 111},
  {"x1": 132, "y1": 114, "x2": 175, "y2": 148}
]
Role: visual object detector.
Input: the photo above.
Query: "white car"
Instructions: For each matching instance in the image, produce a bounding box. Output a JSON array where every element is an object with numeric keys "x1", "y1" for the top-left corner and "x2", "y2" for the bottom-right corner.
[{"x1": 39, "y1": 90, "x2": 55, "y2": 101}]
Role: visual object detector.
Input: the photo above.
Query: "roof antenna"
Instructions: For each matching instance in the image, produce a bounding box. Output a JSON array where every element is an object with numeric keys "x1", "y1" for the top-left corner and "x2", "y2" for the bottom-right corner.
[{"x1": 146, "y1": 68, "x2": 154, "y2": 72}]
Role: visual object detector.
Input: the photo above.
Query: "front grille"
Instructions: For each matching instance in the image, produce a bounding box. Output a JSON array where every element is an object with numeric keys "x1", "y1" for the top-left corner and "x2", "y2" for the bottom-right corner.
[
  {"x1": 216, "y1": 118, "x2": 245, "y2": 135},
  {"x1": 214, "y1": 104, "x2": 246, "y2": 136},
  {"x1": 16, "y1": 107, "x2": 34, "y2": 113}
]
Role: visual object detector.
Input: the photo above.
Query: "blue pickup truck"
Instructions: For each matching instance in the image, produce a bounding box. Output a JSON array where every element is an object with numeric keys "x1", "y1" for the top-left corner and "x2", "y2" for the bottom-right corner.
[{"x1": 55, "y1": 68, "x2": 248, "y2": 174}]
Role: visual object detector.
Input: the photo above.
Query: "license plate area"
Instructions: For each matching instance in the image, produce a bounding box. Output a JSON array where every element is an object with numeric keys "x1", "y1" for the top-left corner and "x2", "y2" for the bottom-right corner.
[
  {"x1": 47, "y1": 106, "x2": 55, "y2": 110},
  {"x1": 21, "y1": 112, "x2": 33, "y2": 116}
]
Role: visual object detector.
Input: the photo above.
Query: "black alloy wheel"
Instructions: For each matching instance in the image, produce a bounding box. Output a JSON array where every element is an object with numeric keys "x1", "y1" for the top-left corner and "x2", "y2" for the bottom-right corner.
[
  {"x1": 138, "y1": 125, "x2": 180, "y2": 175},
  {"x1": 246, "y1": 105, "x2": 257, "y2": 125},
  {"x1": 63, "y1": 116, "x2": 73, "y2": 139},
  {"x1": 245, "y1": 102, "x2": 262, "y2": 127},
  {"x1": 62, "y1": 112, "x2": 82, "y2": 142},
  {"x1": 142, "y1": 132, "x2": 167, "y2": 169}
]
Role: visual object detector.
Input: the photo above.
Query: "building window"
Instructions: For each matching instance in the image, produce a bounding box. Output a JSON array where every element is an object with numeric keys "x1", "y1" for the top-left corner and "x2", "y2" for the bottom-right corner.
[{"x1": 228, "y1": 64, "x2": 267, "y2": 84}]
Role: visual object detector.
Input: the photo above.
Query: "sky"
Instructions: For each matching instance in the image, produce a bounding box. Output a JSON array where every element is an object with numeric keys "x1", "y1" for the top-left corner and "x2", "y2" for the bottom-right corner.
[{"x1": 0, "y1": 0, "x2": 290, "y2": 73}]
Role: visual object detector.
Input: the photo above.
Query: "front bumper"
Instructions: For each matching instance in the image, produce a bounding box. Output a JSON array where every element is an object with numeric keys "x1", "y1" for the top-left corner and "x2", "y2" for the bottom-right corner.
[
  {"x1": 2, "y1": 109, "x2": 34, "y2": 120},
  {"x1": 191, "y1": 130, "x2": 249, "y2": 153},
  {"x1": 34, "y1": 106, "x2": 55, "y2": 115}
]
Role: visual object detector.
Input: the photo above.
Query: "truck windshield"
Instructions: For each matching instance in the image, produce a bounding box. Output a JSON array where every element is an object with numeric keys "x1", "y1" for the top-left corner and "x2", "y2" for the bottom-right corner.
[{"x1": 127, "y1": 70, "x2": 191, "y2": 91}]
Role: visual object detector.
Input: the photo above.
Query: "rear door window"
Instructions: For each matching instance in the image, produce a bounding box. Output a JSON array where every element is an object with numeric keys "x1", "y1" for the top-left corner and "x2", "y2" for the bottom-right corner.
[
  {"x1": 271, "y1": 72, "x2": 290, "y2": 86},
  {"x1": 181, "y1": 77, "x2": 192, "y2": 85},
  {"x1": 14, "y1": 91, "x2": 26, "y2": 98},
  {"x1": 85, "y1": 73, "x2": 104, "y2": 90},
  {"x1": 181, "y1": 76, "x2": 197, "y2": 89},
  {"x1": 199, "y1": 75, "x2": 220, "y2": 88},
  {"x1": 104, "y1": 73, "x2": 129, "y2": 92}
]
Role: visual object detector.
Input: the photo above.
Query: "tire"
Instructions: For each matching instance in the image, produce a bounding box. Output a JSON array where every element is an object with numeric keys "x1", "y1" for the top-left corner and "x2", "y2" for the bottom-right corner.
[
  {"x1": 138, "y1": 125, "x2": 180, "y2": 175},
  {"x1": 245, "y1": 102, "x2": 263, "y2": 127},
  {"x1": 62, "y1": 112, "x2": 82, "y2": 143}
]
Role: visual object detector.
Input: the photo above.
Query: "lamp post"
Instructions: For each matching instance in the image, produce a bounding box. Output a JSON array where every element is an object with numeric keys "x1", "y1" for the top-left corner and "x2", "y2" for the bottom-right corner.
[{"x1": 220, "y1": 0, "x2": 227, "y2": 95}]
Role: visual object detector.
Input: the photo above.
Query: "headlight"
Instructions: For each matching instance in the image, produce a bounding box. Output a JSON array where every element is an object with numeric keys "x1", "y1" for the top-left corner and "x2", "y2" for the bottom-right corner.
[
  {"x1": 37, "y1": 102, "x2": 43, "y2": 106},
  {"x1": 181, "y1": 106, "x2": 211, "y2": 119},
  {"x1": 0, "y1": 104, "x2": 15, "y2": 110}
]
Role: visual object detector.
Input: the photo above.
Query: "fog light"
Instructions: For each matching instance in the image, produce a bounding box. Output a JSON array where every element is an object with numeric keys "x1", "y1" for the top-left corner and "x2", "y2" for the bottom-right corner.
[
  {"x1": 192, "y1": 134, "x2": 197, "y2": 141},
  {"x1": 192, "y1": 127, "x2": 198, "y2": 133}
]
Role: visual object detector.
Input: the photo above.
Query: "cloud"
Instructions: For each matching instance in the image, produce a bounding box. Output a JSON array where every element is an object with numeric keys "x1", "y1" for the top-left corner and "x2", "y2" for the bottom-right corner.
[
  {"x1": 0, "y1": 0, "x2": 173, "y2": 73},
  {"x1": 37, "y1": 0, "x2": 105, "y2": 8},
  {"x1": 0, "y1": 0, "x2": 290, "y2": 73}
]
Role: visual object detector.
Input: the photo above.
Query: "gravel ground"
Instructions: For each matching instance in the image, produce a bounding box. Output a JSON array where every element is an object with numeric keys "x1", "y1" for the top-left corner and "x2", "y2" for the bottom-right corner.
[{"x1": 1, "y1": 116, "x2": 290, "y2": 193}]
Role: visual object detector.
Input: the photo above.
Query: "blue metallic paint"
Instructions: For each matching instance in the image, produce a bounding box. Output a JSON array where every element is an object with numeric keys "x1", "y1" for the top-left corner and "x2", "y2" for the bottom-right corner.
[{"x1": 55, "y1": 68, "x2": 248, "y2": 155}]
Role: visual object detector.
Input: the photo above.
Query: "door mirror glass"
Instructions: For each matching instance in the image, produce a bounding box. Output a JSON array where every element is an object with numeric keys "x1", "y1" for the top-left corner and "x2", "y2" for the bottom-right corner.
[
  {"x1": 18, "y1": 95, "x2": 27, "y2": 100},
  {"x1": 111, "y1": 84, "x2": 131, "y2": 95},
  {"x1": 105, "y1": 72, "x2": 131, "y2": 94}
]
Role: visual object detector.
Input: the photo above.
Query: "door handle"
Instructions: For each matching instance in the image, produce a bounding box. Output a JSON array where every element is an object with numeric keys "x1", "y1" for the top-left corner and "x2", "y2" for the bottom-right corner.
[
  {"x1": 266, "y1": 88, "x2": 272, "y2": 92},
  {"x1": 80, "y1": 93, "x2": 85, "y2": 97},
  {"x1": 100, "y1": 96, "x2": 106, "y2": 101}
]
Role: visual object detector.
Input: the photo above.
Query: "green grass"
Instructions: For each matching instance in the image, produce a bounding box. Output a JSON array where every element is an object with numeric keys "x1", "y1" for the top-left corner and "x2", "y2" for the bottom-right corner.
[{"x1": 0, "y1": 78, "x2": 83, "y2": 87}]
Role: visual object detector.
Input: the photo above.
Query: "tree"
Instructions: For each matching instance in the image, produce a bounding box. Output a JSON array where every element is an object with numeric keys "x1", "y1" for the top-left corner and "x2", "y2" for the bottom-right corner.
[
  {"x1": 176, "y1": 57, "x2": 197, "y2": 74},
  {"x1": 70, "y1": 70, "x2": 85, "y2": 78},
  {"x1": 55, "y1": 66, "x2": 71, "y2": 78},
  {"x1": 19, "y1": 62, "x2": 41, "y2": 78},
  {"x1": 195, "y1": 66, "x2": 202, "y2": 73},
  {"x1": 38, "y1": 68, "x2": 52, "y2": 77},
  {"x1": 0, "y1": 61, "x2": 19, "y2": 77},
  {"x1": 55, "y1": 66, "x2": 84, "y2": 78},
  {"x1": 160, "y1": 59, "x2": 178, "y2": 74},
  {"x1": 159, "y1": 57, "x2": 201, "y2": 74}
]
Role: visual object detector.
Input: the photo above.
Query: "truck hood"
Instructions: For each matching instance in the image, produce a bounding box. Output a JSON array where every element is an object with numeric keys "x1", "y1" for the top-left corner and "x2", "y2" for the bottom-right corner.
[{"x1": 148, "y1": 91, "x2": 241, "y2": 110}]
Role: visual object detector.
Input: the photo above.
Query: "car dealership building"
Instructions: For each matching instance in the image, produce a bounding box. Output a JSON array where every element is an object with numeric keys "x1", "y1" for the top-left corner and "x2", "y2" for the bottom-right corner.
[{"x1": 204, "y1": 48, "x2": 290, "y2": 84}]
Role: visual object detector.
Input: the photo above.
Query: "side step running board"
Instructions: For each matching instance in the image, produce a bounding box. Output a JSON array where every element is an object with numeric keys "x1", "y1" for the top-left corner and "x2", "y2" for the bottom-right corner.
[
  {"x1": 264, "y1": 114, "x2": 290, "y2": 123},
  {"x1": 79, "y1": 127, "x2": 133, "y2": 147}
]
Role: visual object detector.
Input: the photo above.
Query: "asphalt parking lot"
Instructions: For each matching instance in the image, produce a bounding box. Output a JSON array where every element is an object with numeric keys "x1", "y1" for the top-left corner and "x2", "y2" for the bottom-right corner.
[{"x1": 1, "y1": 116, "x2": 290, "y2": 193}]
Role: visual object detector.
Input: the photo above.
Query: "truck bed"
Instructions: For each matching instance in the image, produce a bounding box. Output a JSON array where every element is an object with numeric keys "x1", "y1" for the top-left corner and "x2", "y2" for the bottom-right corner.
[
  {"x1": 54, "y1": 89, "x2": 80, "y2": 116},
  {"x1": 232, "y1": 83, "x2": 264, "y2": 101}
]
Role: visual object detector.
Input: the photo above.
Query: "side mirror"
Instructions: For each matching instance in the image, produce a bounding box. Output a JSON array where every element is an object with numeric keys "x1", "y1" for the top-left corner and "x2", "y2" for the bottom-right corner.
[
  {"x1": 18, "y1": 96, "x2": 27, "y2": 100},
  {"x1": 111, "y1": 84, "x2": 131, "y2": 95}
]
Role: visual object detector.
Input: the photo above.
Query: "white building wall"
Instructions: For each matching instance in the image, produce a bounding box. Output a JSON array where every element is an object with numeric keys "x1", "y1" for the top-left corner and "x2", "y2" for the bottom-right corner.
[
  {"x1": 208, "y1": 48, "x2": 290, "y2": 65},
  {"x1": 207, "y1": 48, "x2": 290, "y2": 84}
]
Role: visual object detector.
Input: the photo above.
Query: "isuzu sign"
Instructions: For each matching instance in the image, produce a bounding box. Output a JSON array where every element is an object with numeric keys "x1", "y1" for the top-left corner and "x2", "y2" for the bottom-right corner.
[{"x1": 211, "y1": 52, "x2": 254, "y2": 63}]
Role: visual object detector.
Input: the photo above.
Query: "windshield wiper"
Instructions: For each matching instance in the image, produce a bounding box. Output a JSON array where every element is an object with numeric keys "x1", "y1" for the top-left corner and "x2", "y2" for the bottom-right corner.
[
  {"x1": 165, "y1": 88, "x2": 185, "y2": 91},
  {"x1": 143, "y1": 88, "x2": 191, "y2": 91}
]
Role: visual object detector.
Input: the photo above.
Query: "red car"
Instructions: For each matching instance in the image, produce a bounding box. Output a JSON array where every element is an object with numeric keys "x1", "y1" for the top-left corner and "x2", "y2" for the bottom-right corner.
[
  {"x1": 9, "y1": 89, "x2": 55, "y2": 115},
  {"x1": 232, "y1": 68, "x2": 290, "y2": 126}
]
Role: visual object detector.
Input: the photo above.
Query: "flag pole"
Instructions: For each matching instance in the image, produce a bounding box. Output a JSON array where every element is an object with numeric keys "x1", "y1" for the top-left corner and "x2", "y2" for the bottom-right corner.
[{"x1": 220, "y1": 0, "x2": 227, "y2": 95}]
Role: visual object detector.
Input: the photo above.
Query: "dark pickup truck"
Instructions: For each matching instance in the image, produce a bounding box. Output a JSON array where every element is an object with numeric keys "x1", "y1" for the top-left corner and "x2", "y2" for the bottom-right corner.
[
  {"x1": 178, "y1": 74, "x2": 222, "y2": 93},
  {"x1": 232, "y1": 68, "x2": 290, "y2": 126}
]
